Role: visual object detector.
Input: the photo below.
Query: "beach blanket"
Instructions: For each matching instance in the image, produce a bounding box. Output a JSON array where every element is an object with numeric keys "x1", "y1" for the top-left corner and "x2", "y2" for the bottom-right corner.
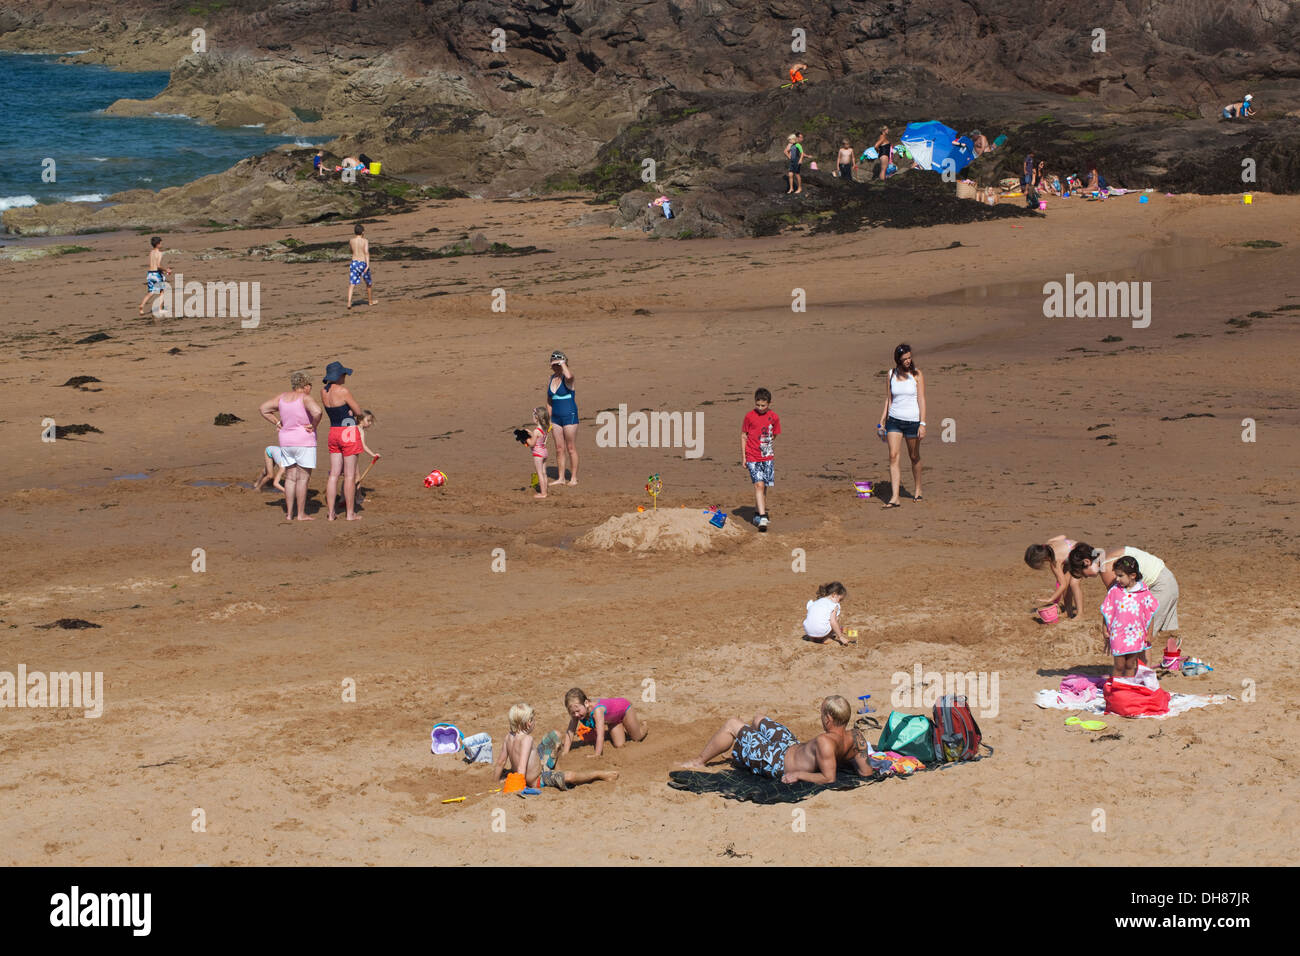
[
  {"x1": 667, "y1": 768, "x2": 877, "y2": 804},
  {"x1": 1035, "y1": 688, "x2": 1232, "y2": 718}
]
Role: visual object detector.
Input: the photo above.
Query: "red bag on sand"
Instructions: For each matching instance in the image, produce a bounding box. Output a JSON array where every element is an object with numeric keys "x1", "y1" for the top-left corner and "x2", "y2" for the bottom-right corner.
[{"x1": 1103, "y1": 679, "x2": 1171, "y2": 717}]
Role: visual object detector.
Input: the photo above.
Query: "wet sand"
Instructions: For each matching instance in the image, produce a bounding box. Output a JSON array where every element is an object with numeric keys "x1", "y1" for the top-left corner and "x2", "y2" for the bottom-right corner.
[{"x1": 2, "y1": 191, "x2": 1297, "y2": 864}]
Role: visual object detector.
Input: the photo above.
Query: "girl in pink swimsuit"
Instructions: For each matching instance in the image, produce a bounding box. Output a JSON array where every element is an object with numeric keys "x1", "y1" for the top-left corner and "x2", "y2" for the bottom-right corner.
[
  {"x1": 528, "y1": 406, "x2": 550, "y2": 499},
  {"x1": 561, "y1": 688, "x2": 648, "y2": 758}
]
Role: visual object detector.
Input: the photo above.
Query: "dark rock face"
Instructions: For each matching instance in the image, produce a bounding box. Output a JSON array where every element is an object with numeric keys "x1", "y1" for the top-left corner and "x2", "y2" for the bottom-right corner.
[{"x1": 2, "y1": 0, "x2": 1296, "y2": 230}]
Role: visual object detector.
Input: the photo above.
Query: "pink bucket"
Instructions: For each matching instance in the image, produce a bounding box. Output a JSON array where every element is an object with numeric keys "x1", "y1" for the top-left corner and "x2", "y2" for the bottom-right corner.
[
  {"x1": 1038, "y1": 200, "x2": 1047, "y2": 211},
  {"x1": 1038, "y1": 604, "x2": 1060, "y2": 624}
]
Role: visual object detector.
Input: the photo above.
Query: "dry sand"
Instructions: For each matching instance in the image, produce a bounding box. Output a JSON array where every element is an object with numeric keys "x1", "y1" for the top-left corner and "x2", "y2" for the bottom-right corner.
[{"x1": 1, "y1": 191, "x2": 1297, "y2": 865}]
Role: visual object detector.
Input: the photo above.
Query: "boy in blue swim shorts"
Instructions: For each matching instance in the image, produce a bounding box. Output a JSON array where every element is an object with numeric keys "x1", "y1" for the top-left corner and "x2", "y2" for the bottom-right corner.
[{"x1": 347, "y1": 223, "x2": 375, "y2": 310}]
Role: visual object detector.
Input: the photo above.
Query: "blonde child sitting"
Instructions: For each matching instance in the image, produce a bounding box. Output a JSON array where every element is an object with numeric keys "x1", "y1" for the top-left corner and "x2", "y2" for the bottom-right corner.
[{"x1": 490, "y1": 703, "x2": 618, "y2": 791}]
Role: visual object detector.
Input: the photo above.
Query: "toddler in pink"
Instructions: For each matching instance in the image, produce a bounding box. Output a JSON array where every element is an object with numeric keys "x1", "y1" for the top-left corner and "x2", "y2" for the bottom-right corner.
[{"x1": 1100, "y1": 555, "x2": 1159, "y2": 677}]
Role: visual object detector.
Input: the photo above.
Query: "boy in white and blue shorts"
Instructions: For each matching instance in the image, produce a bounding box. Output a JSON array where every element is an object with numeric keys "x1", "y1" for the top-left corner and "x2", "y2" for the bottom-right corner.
[{"x1": 741, "y1": 388, "x2": 782, "y2": 531}]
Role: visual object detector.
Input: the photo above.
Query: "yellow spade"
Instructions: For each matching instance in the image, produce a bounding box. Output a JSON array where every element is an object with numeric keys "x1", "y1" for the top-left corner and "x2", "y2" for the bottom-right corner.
[{"x1": 1065, "y1": 716, "x2": 1107, "y2": 732}]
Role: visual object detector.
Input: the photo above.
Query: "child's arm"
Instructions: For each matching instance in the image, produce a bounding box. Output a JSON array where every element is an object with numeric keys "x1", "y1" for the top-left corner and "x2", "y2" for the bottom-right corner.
[
  {"x1": 358, "y1": 426, "x2": 379, "y2": 458},
  {"x1": 740, "y1": 428, "x2": 748, "y2": 466},
  {"x1": 591, "y1": 708, "x2": 607, "y2": 757},
  {"x1": 560, "y1": 716, "x2": 578, "y2": 756},
  {"x1": 490, "y1": 735, "x2": 509, "y2": 782},
  {"x1": 829, "y1": 605, "x2": 852, "y2": 645}
]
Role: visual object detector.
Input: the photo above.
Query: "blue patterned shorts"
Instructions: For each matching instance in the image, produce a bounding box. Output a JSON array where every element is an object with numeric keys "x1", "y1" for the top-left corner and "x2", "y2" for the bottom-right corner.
[
  {"x1": 731, "y1": 718, "x2": 798, "y2": 778},
  {"x1": 349, "y1": 260, "x2": 372, "y2": 286},
  {"x1": 146, "y1": 271, "x2": 167, "y2": 293},
  {"x1": 745, "y1": 460, "x2": 774, "y2": 486}
]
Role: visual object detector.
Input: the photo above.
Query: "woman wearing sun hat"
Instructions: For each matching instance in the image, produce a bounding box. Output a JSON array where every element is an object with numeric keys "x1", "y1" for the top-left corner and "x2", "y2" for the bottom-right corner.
[
  {"x1": 321, "y1": 360, "x2": 365, "y2": 520},
  {"x1": 546, "y1": 349, "x2": 580, "y2": 485}
]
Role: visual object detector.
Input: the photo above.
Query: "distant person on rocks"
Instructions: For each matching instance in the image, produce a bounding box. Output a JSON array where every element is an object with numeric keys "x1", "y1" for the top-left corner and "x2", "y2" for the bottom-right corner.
[
  {"x1": 258, "y1": 371, "x2": 322, "y2": 522},
  {"x1": 836, "y1": 139, "x2": 857, "y2": 181},
  {"x1": 1222, "y1": 94, "x2": 1255, "y2": 119},
  {"x1": 347, "y1": 224, "x2": 374, "y2": 310},
  {"x1": 137, "y1": 236, "x2": 173, "y2": 317},
  {"x1": 1022, "y1": 152, "x2": 1035, "y2": 192},
  {"x1": 970, "y1": 131, "x2": 991, "y2": 156},
  {"x1": 784, "y1": 133, "x2": 804, "y2": 194},
  {"x1": 869, "y1": 127, "x2": 892, "y2": 180},
  {"x1": 314, "y1": 150, "x2": 325, "y2": 177},
  {"x1": 788, "y1": 62, "x2": 808, "y2": 85}
]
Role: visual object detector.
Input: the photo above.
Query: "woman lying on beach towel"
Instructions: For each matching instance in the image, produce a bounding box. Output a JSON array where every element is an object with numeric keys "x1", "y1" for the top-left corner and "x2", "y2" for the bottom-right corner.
[{"x1": 680, "y1": 696, "x2": 872, "y2": 784}]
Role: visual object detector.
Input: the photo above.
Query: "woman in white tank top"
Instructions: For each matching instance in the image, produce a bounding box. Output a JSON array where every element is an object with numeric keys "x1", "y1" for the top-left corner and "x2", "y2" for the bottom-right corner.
[{"x1": 877, "y1": 343, "x2": 927, "y2": 508}]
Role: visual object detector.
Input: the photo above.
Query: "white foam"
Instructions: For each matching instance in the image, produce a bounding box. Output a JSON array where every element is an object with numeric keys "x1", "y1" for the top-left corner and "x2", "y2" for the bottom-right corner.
[
  {"x1": 152, "y1": 111, "x2": 194, "y2": 120},
  {"x1": 90, "y1": 157, "x2": 109, "y2": 162},
  {"x1": 241, "y1": 123, "x2": 266, "y2": 128},
  {"x1": 58, "y1": 194, "x2": 106, "y2": 203},
  {"x1": 0, "y1": 195, "x2": 39, "y2": 210}
]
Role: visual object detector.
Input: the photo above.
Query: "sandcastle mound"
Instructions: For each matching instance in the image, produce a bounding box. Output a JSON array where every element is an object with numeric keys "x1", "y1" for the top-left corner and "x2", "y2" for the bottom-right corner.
[{"x1": 574, "y1": 509, "x2": 747, "y2": 554}]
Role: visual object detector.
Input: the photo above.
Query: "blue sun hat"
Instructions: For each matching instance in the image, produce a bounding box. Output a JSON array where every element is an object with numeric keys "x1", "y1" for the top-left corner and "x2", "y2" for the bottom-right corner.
[{"x1": 430, "y1": 723, "x2": 463, "y2": 755}]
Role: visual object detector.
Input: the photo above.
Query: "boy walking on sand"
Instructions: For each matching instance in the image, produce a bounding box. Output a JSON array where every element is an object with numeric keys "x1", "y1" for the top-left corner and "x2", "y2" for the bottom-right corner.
[
  {"x1": 137, "y1": 236, "x2": 173, "y2": 317},
  {"x1": 741, "y1": 387, "x2": 781, "y2": 531},
  {"x1": 347, "y1": 224, "x2": 375, "y2": 310}
]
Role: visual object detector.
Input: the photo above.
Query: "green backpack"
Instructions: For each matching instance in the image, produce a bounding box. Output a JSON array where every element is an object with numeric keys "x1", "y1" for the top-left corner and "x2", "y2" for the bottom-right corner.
[{"x1": 876, "y1": 711, "x2": 936, "y2": 763}]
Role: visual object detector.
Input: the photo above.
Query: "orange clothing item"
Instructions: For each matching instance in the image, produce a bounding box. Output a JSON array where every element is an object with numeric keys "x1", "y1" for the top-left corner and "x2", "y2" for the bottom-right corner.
[{"x1": 789, "y1": 69, "x2": 804, "y2": 83}]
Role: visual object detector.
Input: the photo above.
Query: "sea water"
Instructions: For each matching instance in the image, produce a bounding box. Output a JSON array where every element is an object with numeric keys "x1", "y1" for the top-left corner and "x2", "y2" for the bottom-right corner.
[{"x1": 0, "y1": 51, "x2": 322, "y2": 212}]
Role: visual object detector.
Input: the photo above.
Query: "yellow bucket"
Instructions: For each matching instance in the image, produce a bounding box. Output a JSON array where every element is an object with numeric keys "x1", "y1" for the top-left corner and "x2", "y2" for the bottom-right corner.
[
  {"x1": 369, "y1": 161, "x2": 381, "y2": 175},
  {"x1": 1243, "y1": 193, "x2": 1253, "y2": 204}
]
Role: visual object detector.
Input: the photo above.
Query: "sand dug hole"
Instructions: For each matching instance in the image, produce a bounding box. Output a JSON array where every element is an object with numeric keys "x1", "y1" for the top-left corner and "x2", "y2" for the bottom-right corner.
[{"x1": 574, "y1": 509, "x2": 747, "y2": 553}]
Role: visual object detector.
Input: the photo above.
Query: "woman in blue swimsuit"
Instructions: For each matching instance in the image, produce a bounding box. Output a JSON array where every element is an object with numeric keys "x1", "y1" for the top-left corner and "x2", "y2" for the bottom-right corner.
[{"x1": 546, "y1": 350, "x2": 579, "y2": 485}]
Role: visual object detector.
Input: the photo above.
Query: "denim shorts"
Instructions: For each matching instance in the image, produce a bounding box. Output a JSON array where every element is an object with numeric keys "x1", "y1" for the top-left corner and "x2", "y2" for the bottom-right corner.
[
  {"x1": 745, "y1": 460, "x2": 775, "y2": 486},
  {"x1": 885, "y1": 416, "x2": 921, "y2": 438}
]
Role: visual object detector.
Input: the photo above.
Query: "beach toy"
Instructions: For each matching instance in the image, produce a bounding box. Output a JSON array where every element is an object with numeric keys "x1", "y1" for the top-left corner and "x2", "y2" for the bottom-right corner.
[
  {"x1": 1138, "y1": 195, "x2": 1149, "y2": 204},
  {"x1": 856, "y1": 694, "x2": 874, "y2": 714},
  {"x1": 853, "y1": 480, "x2": 873, "y2": 499},
  {"x1": 441, "y1": 787, "x2": 501, "y2": 804},
  {"x1": 1065, "y1": 716, "x2": 1108, "y2": 732},
  {"x1": 503, "y1": 772, "x2": 527, "y2": 794},
  {"x1": 369, "y1": 161, "x2": 381, "y2": 175},
  {"x1": 705, "y1": 506, "x2": 727, "y2": 528},
  {"x1": 430, "y1": 723, "x2": 462, "y2": 755},
  {"x1": 1038, "y1": 604, "x2": 1060, "y2": 624},
  {"x1": 1243, "y1": 194, "x2": 1253, "y2": 205},
  {"x1": 358, "y1": 454, "x2": 380, "y2": 484},
  {"x1": 1038, "y1": 200, "x2": 1047, "y2": 211},
  {"x1": 636, "y1": 505, "x2": 645, "y2": 512},
  {"x1": 424, "y1": 469, "x2": 446, "y2": 488},
  {"x1": 645, "y1": 473, "x2": 662, "y2": 510},
  {"x1": 1181, "y1": 658, "x2": 1213, "y2": 676},
  {"x1": 521, "y1": 788, "x2": 542, "y2": 795}
]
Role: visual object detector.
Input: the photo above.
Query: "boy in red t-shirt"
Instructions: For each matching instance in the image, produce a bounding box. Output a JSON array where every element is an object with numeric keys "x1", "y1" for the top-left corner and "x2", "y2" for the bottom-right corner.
[{"x1": 741, "y1": 387, "x2": 781, "y2": 531}]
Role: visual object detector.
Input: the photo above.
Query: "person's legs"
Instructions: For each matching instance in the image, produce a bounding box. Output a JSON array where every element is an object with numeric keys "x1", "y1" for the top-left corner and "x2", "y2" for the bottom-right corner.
[
  {"x1": 343, "y1": 454, "x2": 360, "y2": 519},
  {"x1": 282, "y1": 465, "x2": 299, "y2": 519},
  {"x1": 621, "y1": 706, "x2": 648, "y2": 742},
  {"x1": 608, "y1": 723, "x2": 627, "y2": 748},
  {"x1": 1065, "y1": 577, "x2": 1082, "y2": 617},
  {"x1": 794, "y1": 172, "x2": 802, "y2": 194},
  {"x1": 346, "y1": 279, "x2": 354, "y2": 309},
  {"x1": 885, "y1": 430, "x2": 904, "y2": 504},
  {"x1": 561, "y1": 769, "x2": 619, "y2": 786},
  {"x1": 254, "y1": 454, "x2": 273, "y2": 490},
  {"x1": 326, "y1": 452, "x2": 343, "y2": 520},
  {"x1": 294, "y1": 469, "x2": 312, "y2": 520},
  {"x1": 560, "y1": 423, "x2": 578, "y2": 484},
  {"x1": 786, "y1": 171, "x2": 793, "y2": 193},
  {"x1": 753, "y1": 479, "x2": 766, "y2": 516},
  {"x1": 533, "y1": 455, "x2": 547, "y2": 498},
  {"x1": 366, "y1": 272, "x2": 374, "y2": 306},
  {"x1": 905, "y1": 435, "x2": 923, "y2": 498},
  {"x1": 273, "y1": 466, "x2": 286, "y2": 492},
  {"x1": 681, "y1": 717, "x2": 746, "y2": 768}
]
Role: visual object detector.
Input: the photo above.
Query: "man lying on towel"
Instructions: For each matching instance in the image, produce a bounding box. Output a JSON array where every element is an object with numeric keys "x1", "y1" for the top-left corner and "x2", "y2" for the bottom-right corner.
[{"x1": 680, "y1": 696, "x2": 872, "y2": 783}]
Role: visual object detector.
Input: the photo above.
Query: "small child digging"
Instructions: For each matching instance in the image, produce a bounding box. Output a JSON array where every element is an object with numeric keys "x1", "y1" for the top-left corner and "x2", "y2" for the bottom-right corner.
[{"x1": 491, "y1": 703, "x2": 618, "y2": 791}]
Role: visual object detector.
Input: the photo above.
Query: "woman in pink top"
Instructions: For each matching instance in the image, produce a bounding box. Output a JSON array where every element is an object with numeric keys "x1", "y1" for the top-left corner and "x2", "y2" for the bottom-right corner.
[
  {"x1": 560, "y1": 688, "x2": 647, "y2": 758},
  {"x1": 259, "y1": 372, "x2": 323, "y2": 521}
]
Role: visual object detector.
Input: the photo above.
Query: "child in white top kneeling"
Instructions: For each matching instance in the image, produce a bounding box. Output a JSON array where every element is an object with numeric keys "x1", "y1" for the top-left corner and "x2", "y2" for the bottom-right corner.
[{"x1": 804, "y1": 582, "x2": 853, "y2": 645}]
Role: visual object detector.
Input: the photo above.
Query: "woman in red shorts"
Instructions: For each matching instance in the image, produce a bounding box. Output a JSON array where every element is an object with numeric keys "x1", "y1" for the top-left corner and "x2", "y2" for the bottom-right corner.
[{"x1": 321, "y1": 360, "x2": 365, "y2": 521}]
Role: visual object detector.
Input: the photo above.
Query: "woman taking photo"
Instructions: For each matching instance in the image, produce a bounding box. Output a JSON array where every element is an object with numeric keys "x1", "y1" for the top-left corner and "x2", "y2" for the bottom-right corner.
[
  {"x1": 546, "y1": 350, "x2": 580, "y2": 486},
  {"x1": 878, "y1": 343, "x2": 927, "y2": 508}
]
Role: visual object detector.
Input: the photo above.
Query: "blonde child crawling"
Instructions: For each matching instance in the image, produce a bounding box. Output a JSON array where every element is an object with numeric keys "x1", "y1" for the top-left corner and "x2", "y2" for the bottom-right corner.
[
  {"x1": 253, "y1": 446, "x2": 287, "y2": 492},
  {"x1": 560, "y1": 689, "x2": 648, "y2": 758},
  {"x1": 491, "y1": 703, "x2": 618, "y2": 791}
]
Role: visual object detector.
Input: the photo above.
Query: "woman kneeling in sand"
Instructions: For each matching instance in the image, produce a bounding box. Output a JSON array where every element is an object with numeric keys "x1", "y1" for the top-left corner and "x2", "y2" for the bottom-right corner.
[{"x1": 680, "y1": 696, "x2": 872, "y2": 784}]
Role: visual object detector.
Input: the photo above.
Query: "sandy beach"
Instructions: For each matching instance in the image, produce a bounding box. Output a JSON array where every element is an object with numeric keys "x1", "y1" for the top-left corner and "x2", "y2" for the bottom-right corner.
[{"x1": 2, "y1": 190, "x2": 1298, "y2": 865}]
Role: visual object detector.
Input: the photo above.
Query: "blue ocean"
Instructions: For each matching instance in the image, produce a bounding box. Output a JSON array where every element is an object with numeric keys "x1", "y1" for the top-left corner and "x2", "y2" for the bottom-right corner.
[{"x1": 0, "y1": 51, "x2": 322, "y2": 212}]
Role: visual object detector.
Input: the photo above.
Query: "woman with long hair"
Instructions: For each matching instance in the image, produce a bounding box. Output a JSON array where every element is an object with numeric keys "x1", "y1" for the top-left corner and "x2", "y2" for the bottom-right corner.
[{"x1": 877, "y1": 343, "x2": 927, "y2": 508}]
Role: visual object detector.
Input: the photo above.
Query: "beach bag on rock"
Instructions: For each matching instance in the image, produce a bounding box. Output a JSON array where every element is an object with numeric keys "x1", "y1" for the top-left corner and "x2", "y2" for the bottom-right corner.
[
  {"x1": 876, "y1": 711, "x2": 936, "y2": 763},
  {"x1": 932, "y1": 695, "x2": 988, "y2": 762},
  {"x1": 1103, "y1": 679, "x2": 1171, "y2": 717}
]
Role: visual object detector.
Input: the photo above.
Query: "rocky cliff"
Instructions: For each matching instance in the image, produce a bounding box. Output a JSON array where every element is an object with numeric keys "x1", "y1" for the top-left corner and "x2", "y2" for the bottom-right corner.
[{"x1": 3, "y1": 0, "x2": 1298, "y2": 233}]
